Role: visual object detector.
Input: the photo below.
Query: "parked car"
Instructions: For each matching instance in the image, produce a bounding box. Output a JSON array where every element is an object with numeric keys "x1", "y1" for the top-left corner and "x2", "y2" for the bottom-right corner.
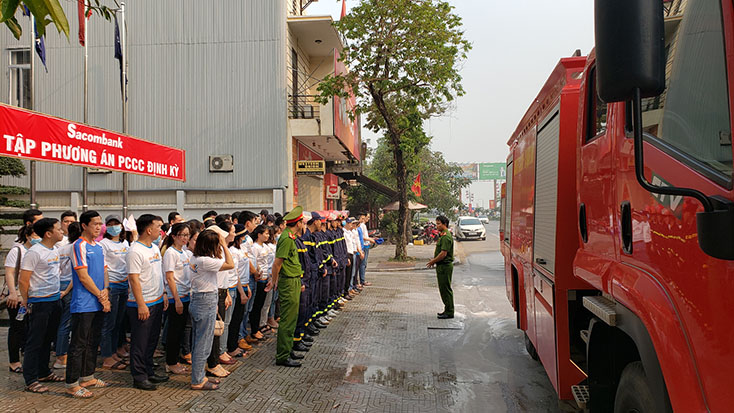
[
  {"x1": 478, "y1": 215, "x2": 490, "y2": 224},
  {"x1": 453, "y1": 216, "x2": 486, "y2": 241}
]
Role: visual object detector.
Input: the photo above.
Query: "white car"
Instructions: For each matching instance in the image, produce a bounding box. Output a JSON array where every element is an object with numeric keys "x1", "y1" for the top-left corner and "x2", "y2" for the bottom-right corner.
[
  {"x1": 453, "y1": 216, "x2": 486, "y2": 241},
  {"x1": 478, "y1": 215, "x2": 490, "y2": 224}
]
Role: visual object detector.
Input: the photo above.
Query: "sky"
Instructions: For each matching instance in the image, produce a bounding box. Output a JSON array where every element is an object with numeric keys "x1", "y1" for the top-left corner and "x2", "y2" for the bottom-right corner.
[{"x1": 305, "y1": 0, "x2": 595, "y2": 165}]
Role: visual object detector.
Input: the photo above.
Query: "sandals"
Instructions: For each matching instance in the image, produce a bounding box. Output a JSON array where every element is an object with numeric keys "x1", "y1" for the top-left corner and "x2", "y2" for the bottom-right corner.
[
  {"x1": 26, "y1": 382, "x2": 49, "y2": 393},
  {"x1": 181, "y1": 354, "x2": 192, "y2": 365},
  {"x1": 68, "y1": 386, "x2": 94, "y2": 398},
  {"x1": 166, "y1": 364, "x2": 190, "y2": 375},
  {"x1": 206, "y1": 366, "x2": 231, "y2": 378},
  {"x1": 191, "y1": 379, "x2": 218, "y2": 391},
  {"x1": 81, "y1": 379, "x2": 109, "y2": 388},
  {"x1": 103, "y1": 360, "x2": 128, "y2": 370},
  {"x1": 259, "y1": 326, "x2": 272, "y2": 334},
  {"x1": 39, "y1": 373, "x2": 64, "y2": 382},
  {"x1": 8, "y1": 365, "x2": 22, "y2": 374}
]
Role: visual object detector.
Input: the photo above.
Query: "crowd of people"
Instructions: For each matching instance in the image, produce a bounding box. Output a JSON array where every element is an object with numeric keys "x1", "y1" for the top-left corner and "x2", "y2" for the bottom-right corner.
[{"x1": 1, "y1": 206, "x2": 376, "y2": 396}]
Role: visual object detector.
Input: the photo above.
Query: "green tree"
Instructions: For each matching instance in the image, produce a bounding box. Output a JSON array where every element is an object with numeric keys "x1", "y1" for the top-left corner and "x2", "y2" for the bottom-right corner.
[
  {"x1": 1, "y1": 0, "x2": 117, "y2": 40},
  {"x1": 318, "y1": 0, "x2": 470, "y2": 260}
]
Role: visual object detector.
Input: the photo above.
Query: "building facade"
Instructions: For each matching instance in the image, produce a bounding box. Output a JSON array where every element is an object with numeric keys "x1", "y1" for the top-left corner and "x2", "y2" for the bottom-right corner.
[{"x1": 0, "y1": 0, "x2": 361, "y2": 223}]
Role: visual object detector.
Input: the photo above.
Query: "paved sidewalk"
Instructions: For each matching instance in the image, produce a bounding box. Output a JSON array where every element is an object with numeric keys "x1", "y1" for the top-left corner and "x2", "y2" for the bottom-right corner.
[
  {"x1": 0, "y1": 269, "x2": 475, "y2": 412},
  {"x1": 367, "y1": 242, "x2": 466, "y2": 272}
]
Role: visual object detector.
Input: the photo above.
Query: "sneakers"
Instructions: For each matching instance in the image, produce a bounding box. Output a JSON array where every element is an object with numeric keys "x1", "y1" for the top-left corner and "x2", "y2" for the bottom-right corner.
[{"x1": 327, "y1": 310, "x2": 339, "y2": 317}]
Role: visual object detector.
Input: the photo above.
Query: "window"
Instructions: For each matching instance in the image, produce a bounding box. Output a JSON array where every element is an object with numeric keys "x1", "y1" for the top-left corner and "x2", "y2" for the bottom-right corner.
[
  {"x1": 9, "y1": 49, "x2": 31, "y2": 109},
  {"x1": 635, "y1": 0, "x2": 732, "y2": 187},
  {"x1": 586, "y1": 67, "x2": 607, "y2": 142},
  {"x1": 460, "y1": 218, "x2": 482, "y2": 226}
]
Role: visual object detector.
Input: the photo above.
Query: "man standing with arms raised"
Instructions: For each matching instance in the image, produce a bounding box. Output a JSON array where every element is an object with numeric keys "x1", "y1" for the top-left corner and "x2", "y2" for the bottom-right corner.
[
  {"x1": 127, "y1": 214, "x2": 168, "y2": 390},
  {"x1": 271, "y1": 206, "x2": 306, "y2": 367}
]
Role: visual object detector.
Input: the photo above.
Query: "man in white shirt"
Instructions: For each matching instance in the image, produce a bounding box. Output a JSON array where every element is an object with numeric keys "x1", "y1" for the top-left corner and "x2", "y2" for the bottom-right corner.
[
  {"x1": 18, "y1": 218, "x2": 65, "y2": 391},
  {"x1": 126, "y1": 214, "x2": 167, "y2": 391},
  {"x1": 357, "y1": 213, "x2": 375, "y2": 287},
  {"x1": 56, "y1": 210, "x2": 77, "y2": 248}
]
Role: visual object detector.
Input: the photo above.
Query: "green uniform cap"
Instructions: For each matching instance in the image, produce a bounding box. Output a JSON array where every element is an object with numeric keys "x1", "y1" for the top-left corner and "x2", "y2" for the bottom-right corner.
[{"x1": 284, "y1": 205, "x2": 304, "y2": 224}]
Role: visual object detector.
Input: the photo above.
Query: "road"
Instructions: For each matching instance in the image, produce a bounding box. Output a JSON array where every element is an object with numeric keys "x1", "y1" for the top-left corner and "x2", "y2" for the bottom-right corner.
[{"x1": 0, "y1": 221, "x2": 559, "y2": 412}]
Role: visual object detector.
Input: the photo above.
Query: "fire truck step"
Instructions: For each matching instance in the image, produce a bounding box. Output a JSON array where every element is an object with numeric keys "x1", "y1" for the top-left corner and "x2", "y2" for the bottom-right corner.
[
  {"x1": 582, "y1": 295, "x2": 617, "y2": 326},
  {"x1": 580, "y1": 329, "x2": 590, "y2": 344},
  {"x1": 571, "y1": 385, "x2": 590, "y2": 409}
]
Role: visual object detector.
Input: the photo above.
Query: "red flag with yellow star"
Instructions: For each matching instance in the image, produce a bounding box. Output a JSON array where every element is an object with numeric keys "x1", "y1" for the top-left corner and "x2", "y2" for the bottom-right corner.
[{"x1": 411, "y1": 174, "x2": 422, "y2": 197}]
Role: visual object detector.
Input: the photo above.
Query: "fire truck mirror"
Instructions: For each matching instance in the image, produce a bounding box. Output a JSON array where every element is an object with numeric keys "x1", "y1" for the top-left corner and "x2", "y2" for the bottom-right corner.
[
  {"x1": 594, "y1": 0, "x2": 665, "y2": 103},
  {"x1": 696, "y1": 196, "x2": 734, "y2": 261}
]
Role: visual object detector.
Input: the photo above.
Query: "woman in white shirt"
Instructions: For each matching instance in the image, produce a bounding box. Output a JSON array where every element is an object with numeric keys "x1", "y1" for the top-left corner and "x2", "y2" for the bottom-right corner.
[
  {"x1": 247, "y1": 225, "x2": 272, "y2": 342},
  {"x1": 4, "y1": 225, "x2": 39, "y2": 373},
  {"x1": 99, "y1": 216, "x2": 132, "y2": 370},
  {"x1": 261, "y1": 228, "x2": 278, "y2": 331},
  {"x1": 225, "y1": 225, "x2": 251, "y2": 357},
  {"x1": 161, "y1": 223, "x2": 192, "y2": 375},
  {"x1": 188, "y1": 229, "x2": 234, "y2": 390},
  {"x1": 214, "y1": 221, "x2": 237, "y2": 366}
]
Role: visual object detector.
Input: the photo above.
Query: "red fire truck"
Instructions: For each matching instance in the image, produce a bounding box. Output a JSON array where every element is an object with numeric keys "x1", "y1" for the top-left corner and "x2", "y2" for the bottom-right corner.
[{"x1": 501, "y1": 1, "x2": 734, "y2": 411}]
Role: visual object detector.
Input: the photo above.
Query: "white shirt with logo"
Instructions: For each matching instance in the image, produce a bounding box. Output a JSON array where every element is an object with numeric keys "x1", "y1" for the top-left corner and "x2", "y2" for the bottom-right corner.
[
  {"x1": 126, "y1": 241, "x2": 164, "y2": 307},
  {"x1": 189, "y1": 255, "x2": 225, "y2": 293},
  {"x1": 163, "y1": 246, "x2": 191, "y2": 300},
  {"x1": 20, "y1": 243, "x2": 61, "y2": 302}
]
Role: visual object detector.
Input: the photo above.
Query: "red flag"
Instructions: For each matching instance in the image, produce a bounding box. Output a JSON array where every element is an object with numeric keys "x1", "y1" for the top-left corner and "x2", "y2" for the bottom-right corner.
[
  {"x1": 411, "y1": 174, "x2": 422, "y2": 197},
  {"x1": 340, "y1": 0, "x2": 347, "y2": 18},
  {"x1": 77, "y1": 1, "x2": 92, "y2": 46}
]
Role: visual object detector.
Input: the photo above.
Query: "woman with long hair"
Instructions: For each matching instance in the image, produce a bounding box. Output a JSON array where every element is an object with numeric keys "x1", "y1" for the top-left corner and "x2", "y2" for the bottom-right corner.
[
  {"x1": 214, "y1": 221, "x2": 238, "y2": 366},
  {"x1": 4, "y1": 224, "x2": 40, "y2": 373},
  {"x1": 247, "y1": 225, "x2": 272, "y2": 342},
  {"x1": 226, "y1": 225, "x2": 251, "y2": 357},
  {"x1": 189, "y1": 229, "x2": 234, "y2": 390},
  {"x1": 162, "y1": 222, "x2": 192, "y2": 375},
  {"x1": 262, "y1": 226, "x2": 279, "y2": 332}
]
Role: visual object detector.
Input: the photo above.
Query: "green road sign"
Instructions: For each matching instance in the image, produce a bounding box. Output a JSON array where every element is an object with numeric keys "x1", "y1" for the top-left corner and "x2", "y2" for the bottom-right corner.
[{"x1": 479, "y1": 163, "x2": 506, "y2": 180}]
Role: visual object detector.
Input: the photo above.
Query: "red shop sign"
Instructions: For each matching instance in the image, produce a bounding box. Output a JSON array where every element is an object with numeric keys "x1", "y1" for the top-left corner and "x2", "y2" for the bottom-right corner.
[{"x1": 0, "y1": 104, "x2": 186, "y2": 181}]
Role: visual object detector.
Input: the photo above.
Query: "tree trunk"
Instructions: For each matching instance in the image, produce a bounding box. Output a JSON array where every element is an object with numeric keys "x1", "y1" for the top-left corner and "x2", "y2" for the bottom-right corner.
[{"x1": 393, "y1": 143, "x2": 409, "y2": 260}]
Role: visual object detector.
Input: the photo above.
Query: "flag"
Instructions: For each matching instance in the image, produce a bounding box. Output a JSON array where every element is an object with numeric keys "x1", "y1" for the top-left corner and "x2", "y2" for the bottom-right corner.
[
  {"x1": 34, "y1": 22, "x2": 47, "y2": 72},
  {"x1": 340, "y1": 0, "x2": 347, "y2": 18},
  {"x1": 411, "y1": 173, "x2": 421, "y2": 197},
  {"x1": 113, "y1": 15, "x2": 127, "y2": 99},
  {"x1": 78, "y1": 0, "x2": 86, "y2": 46}
]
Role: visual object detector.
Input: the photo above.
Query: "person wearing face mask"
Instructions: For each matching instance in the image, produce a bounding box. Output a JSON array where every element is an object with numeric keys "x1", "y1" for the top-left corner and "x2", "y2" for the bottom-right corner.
[{"x1": 99, "y1": 215, "x2": 132, "y2": 371}]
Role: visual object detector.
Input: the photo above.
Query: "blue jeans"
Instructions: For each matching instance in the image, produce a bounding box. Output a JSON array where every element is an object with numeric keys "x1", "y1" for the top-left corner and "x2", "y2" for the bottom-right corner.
[
  {"x1": 189, "y1": 291, "x2": 217, "y2": 386},
  {"x1": 100, "y1": 287, "x2": 128, "y2": 358},
  {"x1": 268, "y1": 289, "x2": 279, "y2": 318},
  {"x1": 350, "y1": 253, "x2": 360, "y2": 290},
  {"x1": 219, "y1": 289, "x2": 236, "y2": 355},
  {"x1": 55, "y1": 288, "x2": 72, "y2": 357},
  {"x1": 240, "y1": 275, "x2": 257, "y2": 339},
  {"x1": 359, "y1": 247, "x2": 370, "y2": 284}
]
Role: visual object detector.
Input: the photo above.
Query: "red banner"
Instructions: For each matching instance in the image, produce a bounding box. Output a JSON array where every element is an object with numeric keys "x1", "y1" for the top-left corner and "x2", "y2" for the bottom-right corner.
[
  {"x1": 0, "y1": 104, "x2": 185, "y2": 181},
  {"x1": 333, "y1": 50, "x2": 361, "y2": 161}
]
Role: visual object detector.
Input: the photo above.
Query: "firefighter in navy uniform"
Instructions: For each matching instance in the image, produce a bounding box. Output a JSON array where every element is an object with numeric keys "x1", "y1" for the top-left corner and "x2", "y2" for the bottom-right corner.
[
  {"x1": 292, "y1": 212, "x2": 314, "y2": 352},
  {"x1": 272, "y1": 206, "x2": 306, "y2": 367},
  {"x1": 315, "y1": 214, "x2": 336, "y2": 325},
  {"x1": 302, "y1": 212, "x2": 326, "y2": 334}
]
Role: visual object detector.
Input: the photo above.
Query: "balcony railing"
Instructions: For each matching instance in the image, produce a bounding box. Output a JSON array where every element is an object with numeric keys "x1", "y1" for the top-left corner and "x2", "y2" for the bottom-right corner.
[{"x1": 288, "y1": 95, "x2": 321, "y2": 120}]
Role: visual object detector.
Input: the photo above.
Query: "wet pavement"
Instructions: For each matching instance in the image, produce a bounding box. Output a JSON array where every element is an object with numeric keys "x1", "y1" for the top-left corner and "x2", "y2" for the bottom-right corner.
[{"x1": 0, "y1": 222, "x2": 558, "y2": 412}]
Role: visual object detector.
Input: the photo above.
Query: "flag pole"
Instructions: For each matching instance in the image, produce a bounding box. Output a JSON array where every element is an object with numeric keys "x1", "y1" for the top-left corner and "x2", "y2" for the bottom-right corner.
[
  {"x1": 120, "y1": 2, "x2": 128, "y2": 219},
  {"x1": 29, "y1": 14, "x2": 37, "y2": 209},
  {"x1": 82, "y1": 0, "x2": 89, "y2": 212}
]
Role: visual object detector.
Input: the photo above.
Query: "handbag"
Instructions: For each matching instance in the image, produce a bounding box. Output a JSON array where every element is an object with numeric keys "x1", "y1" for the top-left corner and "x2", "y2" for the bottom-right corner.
[
  {"x1": 0, "y1": 246, "x2": 22, "y2": 312},
  {"x1": 213, "y1": 313, "x2": 225, "y2": 336}
]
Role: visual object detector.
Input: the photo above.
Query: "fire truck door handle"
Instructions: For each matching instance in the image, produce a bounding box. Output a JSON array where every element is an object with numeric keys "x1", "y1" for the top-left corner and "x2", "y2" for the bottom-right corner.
[
  {"x1": 579, "y1": 204, "x2": 588, "y2": 243},
  {"x1": 621, "y1": 201, "x2": 633, "y2": 254}
]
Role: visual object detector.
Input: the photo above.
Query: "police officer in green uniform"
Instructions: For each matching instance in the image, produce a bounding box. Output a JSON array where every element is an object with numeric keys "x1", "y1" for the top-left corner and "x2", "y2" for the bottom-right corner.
[
  {"x1": 272, "y1": 206, "x2": 306, "y2": 367},
  {"x1": 426, "y1": 215, "x2": 454, "y2": 319}
]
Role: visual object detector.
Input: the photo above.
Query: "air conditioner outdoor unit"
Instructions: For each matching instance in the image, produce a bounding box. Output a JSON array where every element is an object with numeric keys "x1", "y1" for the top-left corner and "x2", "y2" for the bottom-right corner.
[{"x1": 209, "y1": 155, "x2": 234, "y2": 172}]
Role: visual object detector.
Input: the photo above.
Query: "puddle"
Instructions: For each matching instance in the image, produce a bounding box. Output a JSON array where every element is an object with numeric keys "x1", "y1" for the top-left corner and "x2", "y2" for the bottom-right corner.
[{"x1": 343, "y1": 364, "x2": 436, "y2": 390}]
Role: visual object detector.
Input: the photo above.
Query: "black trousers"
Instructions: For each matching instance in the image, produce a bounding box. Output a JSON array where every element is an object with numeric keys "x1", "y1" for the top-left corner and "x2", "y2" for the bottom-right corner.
[
  {"x1": 319, "y1": 273, "x2": 331, "y2": 310},
  {"x1": 249, "y1": 282, "x2": 267, "y2": 336},
  {"x1": 127, "y1": 303, "x2": 163, "y2": 383},
  {"x1": 22, "y1": 300, "x2": 61, "y2": 385},
  {"x1": 165, "y1": 301, "x2": 189, "y2": 366},
  {"x1": 207, "y1": 289, "x2": 227, "y2": 368},
  {"x1": 227, "y1": 289, "x2": 246, "y2": 352},
  {"x1": 7, "y1": 305, "x2": 27, "y2": 364},
  {"x1": 65, "y1": 311, "x2": 104, "y2": 385},
  {"x1": 329, "y1": 270, "x2": 338, "y2": 302}
]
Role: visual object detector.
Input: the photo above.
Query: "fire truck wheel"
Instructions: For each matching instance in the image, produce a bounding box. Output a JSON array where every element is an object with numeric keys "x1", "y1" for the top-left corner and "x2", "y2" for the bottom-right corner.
[
  {"x1": 614, "y1": 361, "x2": 655, "y2": 413},
  {"x1": 523, "y1": 332, "x2": 539, "y2": 361}
]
